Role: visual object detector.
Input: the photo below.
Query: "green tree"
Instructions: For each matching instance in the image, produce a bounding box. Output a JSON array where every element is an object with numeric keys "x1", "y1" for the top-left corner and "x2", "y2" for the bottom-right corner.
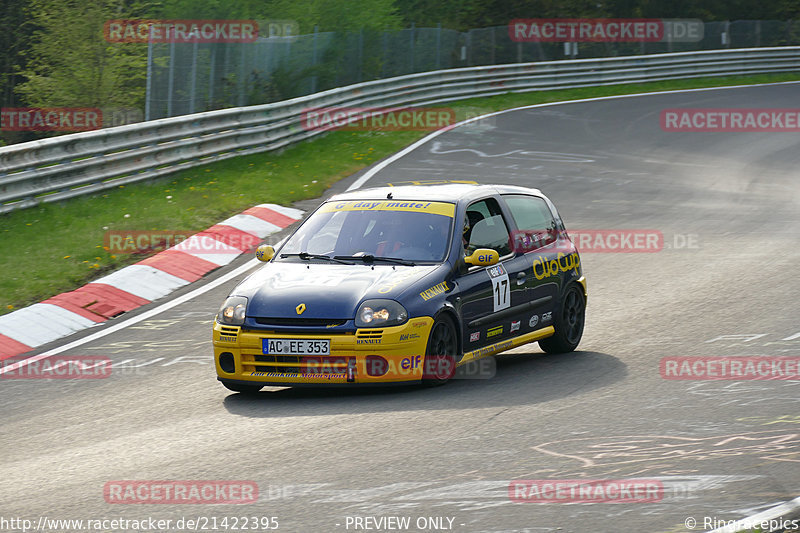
[
  {"x1": 153, "y1": 0, "x2": 402, "y2": 33},
  {"x1": 0, "y1": 0, "x2": 33, "y2": 109},
  {"x1": 154, "y1": 0, "x2": 267, "y2": 18},
  {"x1": 266, "y1": 0, "x2": 403, "y2": 33},
  {"x1": 394, "y1": 0, "x2": 609, "y2": 31},
  {"x1": 16, "y1": 0, "x2": 152, "y2": 110}
]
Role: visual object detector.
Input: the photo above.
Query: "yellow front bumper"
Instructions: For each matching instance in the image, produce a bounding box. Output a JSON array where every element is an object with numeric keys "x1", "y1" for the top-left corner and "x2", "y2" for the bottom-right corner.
[{"x1": 213, "y1": 317, "x2": 434, "y2": 385}]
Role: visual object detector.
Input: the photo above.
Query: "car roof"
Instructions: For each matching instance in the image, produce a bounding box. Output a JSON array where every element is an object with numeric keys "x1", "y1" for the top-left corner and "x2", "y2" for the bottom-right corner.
[{"x1": 328, "y1": 183, "x2": 545, "y2": 204}]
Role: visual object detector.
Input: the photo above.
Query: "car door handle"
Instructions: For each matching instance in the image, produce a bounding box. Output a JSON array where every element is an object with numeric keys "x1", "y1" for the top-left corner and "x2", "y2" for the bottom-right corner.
[{"x1": 516, "y1": 271, "x2": 526, "y2": 285}]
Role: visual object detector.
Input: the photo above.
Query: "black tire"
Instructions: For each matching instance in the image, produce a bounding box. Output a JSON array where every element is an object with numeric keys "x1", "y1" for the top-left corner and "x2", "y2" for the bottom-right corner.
[
  {"x1": 538, "y1": 284, "x2": 585, "y2": 354},
  {"x1": 221, "y1": 381, "x2": 263, "y2": 394},
  {"x1": 422, "y1": 314, "x2": 460, "y2": 385}
]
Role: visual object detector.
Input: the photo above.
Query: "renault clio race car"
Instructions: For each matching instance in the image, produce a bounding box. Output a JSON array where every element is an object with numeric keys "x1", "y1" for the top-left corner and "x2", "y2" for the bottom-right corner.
[{"x1": 213, "y1": 184, "x2": 586, "y2": 392}]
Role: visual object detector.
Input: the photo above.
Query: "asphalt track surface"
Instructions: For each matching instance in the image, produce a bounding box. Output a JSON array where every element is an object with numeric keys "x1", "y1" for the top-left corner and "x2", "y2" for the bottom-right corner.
[{"x1": 1, "y1": 83, "x2": 799, "y2": 533}]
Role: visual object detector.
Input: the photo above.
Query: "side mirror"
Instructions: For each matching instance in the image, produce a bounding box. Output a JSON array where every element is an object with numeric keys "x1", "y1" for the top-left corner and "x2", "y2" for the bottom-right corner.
[
  {"x1": 255, "y1": 244, "x2": 275, "y2": 262},
  {"x1": 464, "y1": 248, "x2": 499, "y2": 267}
]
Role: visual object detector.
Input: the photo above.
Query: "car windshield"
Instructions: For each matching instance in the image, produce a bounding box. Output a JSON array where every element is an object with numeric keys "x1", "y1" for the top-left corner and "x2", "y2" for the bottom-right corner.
[{"x1": 277, "y1": 200, "x2": 455, "y2": 263}]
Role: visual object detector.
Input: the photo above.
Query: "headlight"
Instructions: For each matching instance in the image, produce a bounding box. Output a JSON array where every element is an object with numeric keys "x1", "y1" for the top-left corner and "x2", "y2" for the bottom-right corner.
[
  {"x1": 355, "y1": 299, "x2": 408, "y2": 328},
  {"x1": 217, "y1": 296, "x2": 248, "y2": 325}
]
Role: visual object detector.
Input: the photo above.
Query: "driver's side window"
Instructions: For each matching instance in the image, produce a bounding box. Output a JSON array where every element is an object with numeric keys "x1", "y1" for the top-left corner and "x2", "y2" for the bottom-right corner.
[{"x1": 464, "y1": 198, "x2": 512, "y2": 257}]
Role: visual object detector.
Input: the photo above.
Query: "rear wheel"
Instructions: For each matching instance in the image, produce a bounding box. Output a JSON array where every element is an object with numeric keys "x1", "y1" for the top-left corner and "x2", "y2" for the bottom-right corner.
[
  {"x1": 422, "y1": 315, "x2": 459, "y2": 385},
  {"x1": 221, "y1": 381, "x2": 263, "y2": 394},
  {"x1": 538, "y1": 284, "x2": 585, "y2": 354}
]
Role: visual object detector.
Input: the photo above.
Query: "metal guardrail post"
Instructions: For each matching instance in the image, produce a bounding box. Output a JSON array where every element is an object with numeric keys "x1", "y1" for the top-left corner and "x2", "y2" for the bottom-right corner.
[{"x1": 145, "y1": 34, "x2": 153, "y2": 122}]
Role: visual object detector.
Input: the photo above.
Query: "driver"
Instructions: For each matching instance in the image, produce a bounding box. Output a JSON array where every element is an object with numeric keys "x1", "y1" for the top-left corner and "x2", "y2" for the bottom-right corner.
[
  {"x1": 462, "y1": 214, "x2": 471, "y2": 252},
  {"x1": 374, "y1": 215, "x2": 407, "y2": 256}
]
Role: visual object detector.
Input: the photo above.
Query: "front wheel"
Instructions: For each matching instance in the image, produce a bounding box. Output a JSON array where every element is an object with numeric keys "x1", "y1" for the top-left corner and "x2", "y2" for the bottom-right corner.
[
  {"x1": 538, "y1": 284, "x2": 585, "y2": 354},
  {"x1": 422, "y1": 315, "x2": 460, "y2": 385}
]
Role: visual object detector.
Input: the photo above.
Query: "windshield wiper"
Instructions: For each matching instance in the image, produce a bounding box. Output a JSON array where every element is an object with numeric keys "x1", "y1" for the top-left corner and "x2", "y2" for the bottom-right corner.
[
  {"x1": 280, "y1": 252, "x2": 352, "y2": 264},
  {"x1": 334, "y1": 254, "x2": 415, "y2": 266}
]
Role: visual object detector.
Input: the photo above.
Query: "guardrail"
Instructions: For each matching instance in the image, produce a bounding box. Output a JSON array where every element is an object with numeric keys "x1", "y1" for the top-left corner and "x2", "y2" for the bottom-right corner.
[{"x1": 2, "y1": 46, "x2": 799, "y2": 215}]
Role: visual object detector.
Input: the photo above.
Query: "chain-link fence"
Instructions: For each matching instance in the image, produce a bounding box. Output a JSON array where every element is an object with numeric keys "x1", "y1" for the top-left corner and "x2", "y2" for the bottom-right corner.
[{"x1": 145, "y1": 20, "x2": 800, "y2": 120}]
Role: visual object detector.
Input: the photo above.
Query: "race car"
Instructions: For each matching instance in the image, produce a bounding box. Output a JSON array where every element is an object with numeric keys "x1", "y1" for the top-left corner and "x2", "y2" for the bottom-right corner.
[{"x1": 213, "y1": 183, "x2": 586, "y2": 392}]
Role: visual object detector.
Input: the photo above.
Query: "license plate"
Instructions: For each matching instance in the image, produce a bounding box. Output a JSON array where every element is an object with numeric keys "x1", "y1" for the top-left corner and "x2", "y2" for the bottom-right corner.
[{"x1": 262, "y1": 338, "x2": 330, "y2": 355}]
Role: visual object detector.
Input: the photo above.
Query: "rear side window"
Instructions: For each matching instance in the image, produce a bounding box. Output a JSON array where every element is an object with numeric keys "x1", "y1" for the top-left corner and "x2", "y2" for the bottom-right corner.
[{"x1": 503, "y1": 195, "x2": 558, "y2": 252}]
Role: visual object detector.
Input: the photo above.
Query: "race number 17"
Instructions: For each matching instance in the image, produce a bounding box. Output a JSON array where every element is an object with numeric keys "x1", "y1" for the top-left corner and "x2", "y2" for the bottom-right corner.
[{"x1": 488, "y1": 264, "x2": 510, "y2": 312}]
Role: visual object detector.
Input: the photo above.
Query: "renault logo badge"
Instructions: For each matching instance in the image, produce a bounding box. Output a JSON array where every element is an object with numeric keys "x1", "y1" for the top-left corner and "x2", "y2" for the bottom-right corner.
[{"x1": 296, "y1": 303, "x2": 306, "y2": 315}]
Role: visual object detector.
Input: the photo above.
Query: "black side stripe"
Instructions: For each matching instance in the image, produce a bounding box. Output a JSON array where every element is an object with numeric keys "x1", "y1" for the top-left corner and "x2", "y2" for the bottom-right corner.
[{"x1": 467, "y1": 296, "x2": 552, "y2": 328}]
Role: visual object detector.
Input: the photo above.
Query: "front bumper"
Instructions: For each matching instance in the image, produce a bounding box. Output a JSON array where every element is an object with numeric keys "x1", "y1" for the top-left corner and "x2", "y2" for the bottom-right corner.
[{"x1": 213, "y1": 317, "x2": 434, "y2": 386}]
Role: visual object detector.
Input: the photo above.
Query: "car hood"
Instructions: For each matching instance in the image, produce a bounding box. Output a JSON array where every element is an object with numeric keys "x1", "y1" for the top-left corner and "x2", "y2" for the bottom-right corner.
[{"x1": 234, "y1": 262, "x2": 440, "y2": 319}]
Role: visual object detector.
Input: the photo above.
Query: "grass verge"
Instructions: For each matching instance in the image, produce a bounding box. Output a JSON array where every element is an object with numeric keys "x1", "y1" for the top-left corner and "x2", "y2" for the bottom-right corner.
[{"x1": 2, "y1": 72, "x2": 799, "y2": 316}]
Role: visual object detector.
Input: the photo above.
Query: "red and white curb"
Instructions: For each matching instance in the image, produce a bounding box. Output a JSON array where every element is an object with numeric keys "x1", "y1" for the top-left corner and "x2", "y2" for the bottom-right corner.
[{"x1": 0, "y1": 203, "x2": 302, "y2": 359}]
